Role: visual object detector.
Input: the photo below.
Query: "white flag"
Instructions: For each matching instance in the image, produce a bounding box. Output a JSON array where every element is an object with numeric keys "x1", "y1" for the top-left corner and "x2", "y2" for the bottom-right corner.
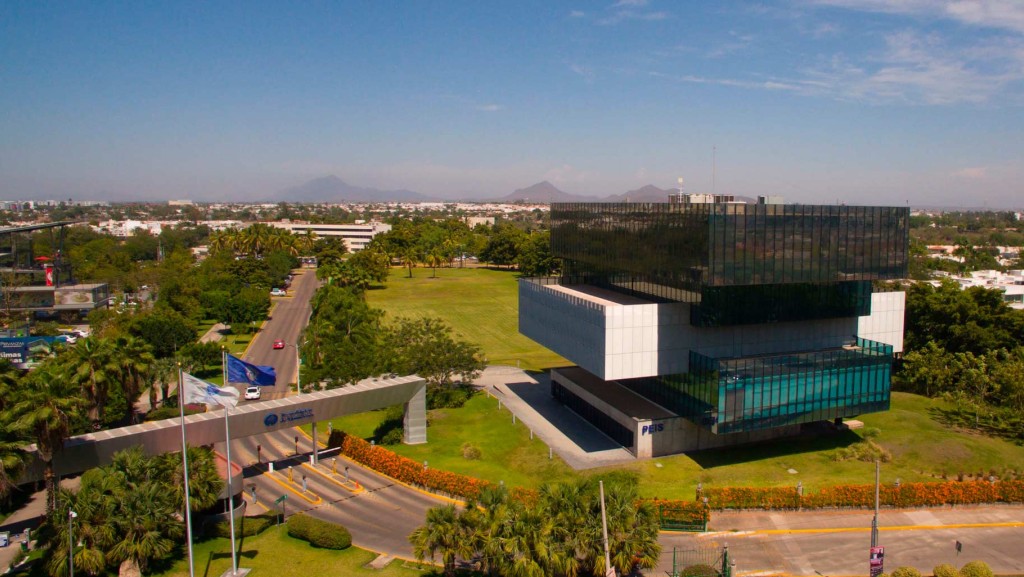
[{"x1": 182, "y1": 372, "x2": 239, "y2": 408}]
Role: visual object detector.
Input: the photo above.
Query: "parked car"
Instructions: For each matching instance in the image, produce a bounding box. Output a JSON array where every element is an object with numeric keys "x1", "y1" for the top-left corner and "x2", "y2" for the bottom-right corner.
[
  {"x1": 244, "y1": 386, "x2": 261, "y2": 400},
  {"x1": 270, "y1": 288, "x2": 286, "y2": 296},
  {"x1": 273, "y1": 339, "x2": 285, "y2": 349}
]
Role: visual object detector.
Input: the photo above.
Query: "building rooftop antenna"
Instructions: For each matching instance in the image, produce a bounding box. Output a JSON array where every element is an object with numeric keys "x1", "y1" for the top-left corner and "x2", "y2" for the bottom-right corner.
[{"x1": 712, "y1": 145, "x2": 717, "y2": 195}]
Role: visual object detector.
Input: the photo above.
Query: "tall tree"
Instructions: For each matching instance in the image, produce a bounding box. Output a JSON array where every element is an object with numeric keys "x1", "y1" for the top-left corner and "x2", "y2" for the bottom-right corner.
[
  {"x1": 0, "y1": 360, "x2": 26, "y2": 499},
  {"x1": 112, "y1": 335, "x2": 155, "y2": 424},
  {"x1": 8, "y1": 359, "x2": 86, "y2": 512},
  {"x1": 64, "y1": 337, "x2": 119, "y2": 426}
]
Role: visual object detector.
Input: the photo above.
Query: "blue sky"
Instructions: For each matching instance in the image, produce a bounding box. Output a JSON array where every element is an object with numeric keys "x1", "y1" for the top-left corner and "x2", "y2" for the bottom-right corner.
[{"x1": 2, "y1": 1, "x2": 1023, "y2": 207}]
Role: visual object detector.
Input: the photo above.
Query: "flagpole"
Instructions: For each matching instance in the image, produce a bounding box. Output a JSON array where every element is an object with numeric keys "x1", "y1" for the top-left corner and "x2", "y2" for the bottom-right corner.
[
  {"x1": 177, "y1": 367, "x2": 195, "y2": 577},
  {"x1": 222, "y1": 349, "x2": 238, "y2": 576}
]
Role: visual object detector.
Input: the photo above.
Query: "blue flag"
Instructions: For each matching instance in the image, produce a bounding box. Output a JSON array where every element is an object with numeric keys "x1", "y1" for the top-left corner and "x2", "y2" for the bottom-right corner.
[{"x1": 226, "y1": 354, "x2": 277, "y2": 386}]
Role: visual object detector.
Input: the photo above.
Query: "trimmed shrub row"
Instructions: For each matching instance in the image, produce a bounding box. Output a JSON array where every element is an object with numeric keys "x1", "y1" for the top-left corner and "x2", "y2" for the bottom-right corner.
[
  {"x1": 328, "y1": 430, "x2": 1024, "y2": 513},
  {"x1": 329, "y1": 431, "x2": 495, "y2": 500},
  {"x1": 702, "y1": 480, "x2": 1024, "y2": 510},
  {"x1": 207, "y1": 514, "x2": 275, "y2": 538},
  {"x1": 287, "y1": 513, "x2": 352, "y2": 550}
]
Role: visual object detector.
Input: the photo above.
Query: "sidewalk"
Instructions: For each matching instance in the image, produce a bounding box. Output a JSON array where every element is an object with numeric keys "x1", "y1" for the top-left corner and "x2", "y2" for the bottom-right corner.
[
  {"x1": 473, "y1": 365, "x2": 635, "y2": 470},
  {"x1": 0, "y1": 479, "x2": 80, "y2": 573}
]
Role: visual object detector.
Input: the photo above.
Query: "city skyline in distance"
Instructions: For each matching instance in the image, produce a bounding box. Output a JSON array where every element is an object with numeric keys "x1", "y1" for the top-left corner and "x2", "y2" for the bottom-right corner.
[{"x1": 2, "y1": 1, "x2": 1023, "y2": 208}]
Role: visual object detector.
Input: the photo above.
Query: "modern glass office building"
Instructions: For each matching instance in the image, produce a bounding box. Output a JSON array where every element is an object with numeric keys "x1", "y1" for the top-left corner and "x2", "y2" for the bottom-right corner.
[{"x1": 521, "y1": 199, "x2": 908, "y2": 457}]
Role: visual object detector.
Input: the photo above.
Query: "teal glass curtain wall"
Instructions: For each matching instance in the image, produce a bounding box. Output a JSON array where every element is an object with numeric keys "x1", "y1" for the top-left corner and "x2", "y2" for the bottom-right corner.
[{"x1": 688, "y1": 338, "x2": 893, "y2": 434}]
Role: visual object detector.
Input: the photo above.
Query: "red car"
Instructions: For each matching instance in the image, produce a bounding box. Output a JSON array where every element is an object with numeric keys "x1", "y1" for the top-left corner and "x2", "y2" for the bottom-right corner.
[{"x1": 273, "y1": 339, "x2": 285, "y2": 349}]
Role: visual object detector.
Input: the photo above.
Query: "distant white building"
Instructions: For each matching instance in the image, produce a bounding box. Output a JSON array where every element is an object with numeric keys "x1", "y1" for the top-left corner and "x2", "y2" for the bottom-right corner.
[
  {"x1": 931, "y1": 270, "x2": 1024, "y2": 309},
  {"x1": 268, "y1": 221, "x2": 392, "y2": 252}
]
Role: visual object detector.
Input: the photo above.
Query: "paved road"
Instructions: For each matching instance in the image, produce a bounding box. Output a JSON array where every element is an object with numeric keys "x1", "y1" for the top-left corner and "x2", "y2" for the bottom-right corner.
[
  {"x1": 657, "y1": 507, "x2": 1024, "y2": 576},
  {"x1": 221, "y1": 429, "x2": 442, "y2": 559},
  {"x1": 238, "y1": 268, "x2": 319, "y2": 399},
  {"x1": 229, "y1": 268, "x2": 443, "y2": 559}
]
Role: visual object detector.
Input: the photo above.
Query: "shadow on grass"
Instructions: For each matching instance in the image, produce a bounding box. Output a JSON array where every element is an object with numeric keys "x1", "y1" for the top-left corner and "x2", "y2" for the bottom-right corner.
[
  {"x1": 686, "y1": 428, "x2": 862, "y2": 469},
  {"x1": 201, "y1": 547, "x2": 258, "y2": 577}
]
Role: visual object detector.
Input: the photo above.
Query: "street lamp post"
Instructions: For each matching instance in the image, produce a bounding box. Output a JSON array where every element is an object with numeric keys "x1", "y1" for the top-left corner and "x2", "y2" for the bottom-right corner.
[
  {"x1": 68, "y1": 509, "x2": 77, "y2": 577},
  {"x1": 292, "y1": 340, "x2": 319, "y2": 463}
]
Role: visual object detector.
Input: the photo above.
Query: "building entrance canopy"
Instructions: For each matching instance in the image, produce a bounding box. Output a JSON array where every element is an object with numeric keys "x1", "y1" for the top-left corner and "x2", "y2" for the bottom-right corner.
[{"x1": 19, "y1": 375, "x2": 427, "y2": 483}]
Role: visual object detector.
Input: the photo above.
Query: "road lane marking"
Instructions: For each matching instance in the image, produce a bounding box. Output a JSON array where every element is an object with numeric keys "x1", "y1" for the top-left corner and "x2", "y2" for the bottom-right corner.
[
  {"x1": 301, "y1": 461, "x2": 364, "y2": 493},
  {"x1": 702, "y1": 521, "x2": 1024, "y2": 537},
  {"x1": 263, "y1": 468, "x2": 323, "y2": 505}
]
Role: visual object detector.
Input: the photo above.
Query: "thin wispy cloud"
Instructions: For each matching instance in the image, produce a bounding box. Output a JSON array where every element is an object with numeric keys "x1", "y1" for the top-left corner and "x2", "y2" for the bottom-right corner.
[
  {"x1": 476, "y1": 104, "x2": 504, "y2": 112},
  {"x1": 569, "y1": 10, "x2": 586, "y2": 18},
  {"x1": 809, "y1": 0, "x2": 1024, "y2": 34},
  {"x1": 569, "y1": 63, "x2": 596, "y2": 82},
  {"x1": 951, "y1": 167, "x2": 989, "y2": 179},
  {"x1": 706, "y1": 31, "x2": 755, "y2": 58},
  {"x1": 598, "y1": 0, "x2": 670, "y2": 25}
]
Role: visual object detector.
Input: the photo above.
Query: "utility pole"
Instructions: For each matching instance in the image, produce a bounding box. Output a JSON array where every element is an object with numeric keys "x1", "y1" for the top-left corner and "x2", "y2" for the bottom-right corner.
[
  {"x1": 600, "y1": 480, "x2": 614, "y2": 577},
  {"x1": 871, "y1": 460, "x2": 880, "y2": 547}
]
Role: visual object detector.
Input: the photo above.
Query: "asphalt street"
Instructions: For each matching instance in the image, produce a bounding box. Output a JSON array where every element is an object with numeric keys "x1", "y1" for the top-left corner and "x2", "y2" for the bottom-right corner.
[{"x1": 228, "y1": 268, "x2": 442, "y2": 559}]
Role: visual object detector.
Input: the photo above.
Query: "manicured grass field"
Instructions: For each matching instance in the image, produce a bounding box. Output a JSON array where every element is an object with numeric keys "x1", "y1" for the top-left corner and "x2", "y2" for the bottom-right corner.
[
  {"x1": 365, "y1": 267, "x2": 567, "y2": 371},
  {"x1": 153, "y1": 525, "x2": 439, "y2": 577}
]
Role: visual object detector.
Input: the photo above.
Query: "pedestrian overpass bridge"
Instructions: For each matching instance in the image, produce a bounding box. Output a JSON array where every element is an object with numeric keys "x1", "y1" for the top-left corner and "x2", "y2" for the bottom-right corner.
[{"x1": 19, "y1": 375, "x2": 426, "y2": 483}]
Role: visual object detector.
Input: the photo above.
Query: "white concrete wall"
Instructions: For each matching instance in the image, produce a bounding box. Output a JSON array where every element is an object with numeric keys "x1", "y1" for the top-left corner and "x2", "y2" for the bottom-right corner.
[
  {"x1": 522, "y1": 282, "x2": 906, "y2": 381},
  {"x1": 857, "y1": 291, "x2": 905, "y2": 353}
]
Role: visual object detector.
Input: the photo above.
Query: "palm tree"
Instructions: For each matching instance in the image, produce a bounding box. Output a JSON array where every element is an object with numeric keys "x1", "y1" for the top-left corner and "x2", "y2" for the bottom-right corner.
[
  {"x1": 8, "y1": 359, "x2": 85, "y2": 513},
  {"x1": 409, "y1": 505, "x2": 475, "y2": 577},
  {"x1": 296, "y1": 228, "x2": 318, "y2": 255},
  {"x1": 64, "y1": 337, "x2": 119, "y2": 426},
  {"x1": 44, "y1": 485, "x2": 115, "y2": 577},
  {"x1": 112, "y1": 336, "x2": 155, "y2": 424},
  {"x1": 207, "y1": 229, "x2": 234, "y2": 255},
  {"x1": 400, "y1": 247, "x2": 419, "y2": 278},
  {"x1": 44, "y1": 448, "x2": 187, "y2": 577},
  {"x1": 427, "y1": 249, "x2": 444, "y2": 278},
  {"x1": 107, "y1": 471, "x2": 183, "y2": 577},
  {"x1": 0, "y1": 360, "x2": 26, "y2": 499},
  {"x1": 154, "y1": 445, "x2": 223, "y2": 513}
]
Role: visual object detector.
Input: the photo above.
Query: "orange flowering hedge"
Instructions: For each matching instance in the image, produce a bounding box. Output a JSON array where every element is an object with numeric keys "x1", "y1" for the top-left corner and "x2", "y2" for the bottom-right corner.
[
  {"x1": 647, "y1": 499, "x2": 710, "y2": 525},
  {"x1": 703, "y1": 480, "x2": 1024, "y2": 510},
  {"x1": 330, "y1": 432, "x2": 494, "y2": 500},
  {"x1": 326, "y1": 432, "x2": 1024, "y2": 511}
]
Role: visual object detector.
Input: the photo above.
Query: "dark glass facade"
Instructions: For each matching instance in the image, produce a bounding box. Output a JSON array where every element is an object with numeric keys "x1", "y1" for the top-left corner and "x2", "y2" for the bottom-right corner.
[
  {"x1": 551, "y1": 202, "x2": 908, "y2": 326},
  {"x1": 622, "y1": 338, "x2": 892, "y2": 434}
]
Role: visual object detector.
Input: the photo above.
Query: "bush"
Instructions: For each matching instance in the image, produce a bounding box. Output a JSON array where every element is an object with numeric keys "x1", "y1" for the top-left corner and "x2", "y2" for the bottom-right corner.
[
  {"x1": 287, "y1": 513, "x2": 352, "y2": 550},
  {"x1": 681, "y1": 564, "x2": 719, "y2": 577},
  {"x1": 461, "y1": 443, "x2": 481, "y2": 460},
  {"x1": 427, "y1": 385, "x2": 476, "y2": 409},
  {"x1": 380, "y1": 428, "x2": 404, "y2": 445},
  {"x1": 145, "y1": 404, "x2": 206, "y2": 422},
  {"x1": 863, "y1": 427, "x2": 882, "y2": 439},
  {"x1": 891, "y1": 567, "x2": 922, "y2": 577},
  {"x1": 959, "y1": 561, "x2": 994, "y2": 577},
  {"x1": 933, "y1": 563, "x2": 958, "y2": 577},
  {"x1": 208, "y1": 514, "x2": 275, "y2": 538},
  {"x1": 832, "y1": 440, "x2": 892, "y2": 463}
]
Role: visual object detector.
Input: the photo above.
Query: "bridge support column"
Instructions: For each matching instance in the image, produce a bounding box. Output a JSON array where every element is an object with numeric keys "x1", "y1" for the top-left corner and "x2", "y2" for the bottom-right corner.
[{"x1": 403, "y1": 383, "x2": 427, "y2": 444}]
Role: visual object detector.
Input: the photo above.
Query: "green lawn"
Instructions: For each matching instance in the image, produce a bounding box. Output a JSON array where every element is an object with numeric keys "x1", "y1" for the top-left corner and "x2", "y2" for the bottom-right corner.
[
  {"x1": 365, "y1": 267, "x2": 566, "y2": 371},
  {"x1": 153, "y1": 525, "x2": 440, "y2": 577},
  {"x1": 323, "y1": 392, "x2": 577, "y2": 490}
]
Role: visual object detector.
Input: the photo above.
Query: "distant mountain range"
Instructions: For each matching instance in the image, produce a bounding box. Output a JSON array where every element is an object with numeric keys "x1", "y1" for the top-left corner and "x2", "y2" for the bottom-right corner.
[
  {"x1": 268, "y1": 175, "x2": 710, "y2": 204},
  {"x1": 270, "y1": 175, "x2": 433, "y2": 203}
]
